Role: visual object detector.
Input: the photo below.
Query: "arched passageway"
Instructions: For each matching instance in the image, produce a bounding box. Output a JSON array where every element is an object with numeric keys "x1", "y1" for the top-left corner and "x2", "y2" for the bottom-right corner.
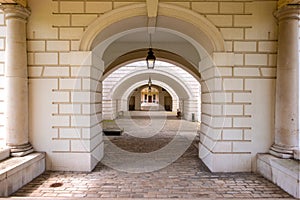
[
  {"x1": 37, "y1": 2, "x2": 276, "y2": 175},
  {"x1": 133, "y1": 85, "x2": 172, "y2": 111},
  {"x1": 46, "y1": 2, "x2": 238, "y2": 172},
  {"x1": 102, "y1": 61, "x2": 200, "y2": 121},
  {"x1": 78, "y1": 3, "x2": 228, "y2": 172},
  {"x1": 0, "y1": 0, "x2": 296, "y2": 198},
  {"x1": 1, "y1": 0, "x2": 293, "y2": 198}
]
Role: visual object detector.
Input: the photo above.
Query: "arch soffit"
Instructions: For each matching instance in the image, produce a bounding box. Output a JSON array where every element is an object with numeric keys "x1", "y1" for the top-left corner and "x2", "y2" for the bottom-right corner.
[
  {"x1": 108, "y1": 69, "x2": 193, "y2": 99},
  {"x1": 79, "y1": 3, "x2": 226, "y2": 53},
  {"x1": 101, "y1": 49, "x2": 202, "y2": 82},
  {"x1": 121, "y1": 81, "x2": 179, "y2": 102}
]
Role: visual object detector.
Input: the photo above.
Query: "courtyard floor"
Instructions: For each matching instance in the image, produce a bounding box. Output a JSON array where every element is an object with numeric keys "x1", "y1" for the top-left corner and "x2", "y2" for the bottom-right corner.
[{"x1": 12, "y1": 112, "x2": 294, "y2": 199}]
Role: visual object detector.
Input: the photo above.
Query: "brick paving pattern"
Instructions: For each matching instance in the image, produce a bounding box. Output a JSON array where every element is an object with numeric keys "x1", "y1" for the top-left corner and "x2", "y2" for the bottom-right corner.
[{"x1": 13, "y1": 115, "x2": 294, "y2": 199}]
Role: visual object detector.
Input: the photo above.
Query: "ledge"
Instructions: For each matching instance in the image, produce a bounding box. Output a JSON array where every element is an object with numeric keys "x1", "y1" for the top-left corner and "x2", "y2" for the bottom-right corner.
[
  {"x1": 0, "y1": 148, "x2": 10, "y2": 162},
  {"x1": 0, "y1": 152, "x2": 45, "y2": 196},
  {"x1": 294, "y1": 149, "x2": 300, "y2": 160},
  {"x1": 257, "y1": 153, "x2": 300, "y2": 199}
]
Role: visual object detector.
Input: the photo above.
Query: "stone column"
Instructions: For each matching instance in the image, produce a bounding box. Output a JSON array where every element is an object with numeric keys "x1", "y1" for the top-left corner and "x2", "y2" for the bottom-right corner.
[
  {"x1": 135, "y1": 91, "x2": 141, "y2": 110},
  {"x1": 1, "y1": 5, "x2": 33, "y2": 156},
  {"x1": 269, "y1": 5, "x2": 300, "y2": 159}
]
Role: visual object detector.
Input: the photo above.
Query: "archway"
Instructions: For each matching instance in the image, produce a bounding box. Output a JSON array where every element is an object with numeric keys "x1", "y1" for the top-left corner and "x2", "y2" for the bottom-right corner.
[
  {"x1": 129, "y1": 85, "x2": 174, "y2": 112},
  {"x1": 63, "y1": 2, "x2": 232, "y2": 172},
  {"x1": 102, "y1": 60, "x2": 200, "y2": 121},
  {"x1": 138, "y1": 86, "x2": 160, "y2": 110},
  {"x1": 79, "y1": 3, "x2": 225, "y2": 53}
]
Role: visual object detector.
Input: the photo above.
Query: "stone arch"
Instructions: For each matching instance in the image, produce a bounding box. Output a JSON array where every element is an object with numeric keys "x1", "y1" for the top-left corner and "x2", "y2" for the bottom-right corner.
[
  {"x1": 122, "y1": 81, "x2": 178, "y2": 103},
  {"x1": 79, "y1": 3, "x2": 226, "y2": 53},
  {"x1": 101, "y1": 49, "x2": 201, "y2": 83},
  {"x1": 109, "y1": 70, "x2": 192, "y2": 100},
  {"x1": 75, "y1": 1, "x2": 230, "y2": 172},
  {"x1": 102, "y1": 66, "x2": 200, "y2": 121},
  {"x1": 121, "y1": 80, "x2": 180, "y2": 113}
]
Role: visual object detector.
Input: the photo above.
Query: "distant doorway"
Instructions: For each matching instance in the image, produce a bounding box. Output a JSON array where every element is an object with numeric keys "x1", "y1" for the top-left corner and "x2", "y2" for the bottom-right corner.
[{"x1": 129, "y1": 96, "x2": 135, "y2": 111}]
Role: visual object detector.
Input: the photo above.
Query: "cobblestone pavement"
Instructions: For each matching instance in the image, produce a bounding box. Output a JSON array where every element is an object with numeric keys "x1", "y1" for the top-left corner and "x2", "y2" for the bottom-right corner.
[{"x1": 13, "y1": 112, "x2": 294, "y2": 199}]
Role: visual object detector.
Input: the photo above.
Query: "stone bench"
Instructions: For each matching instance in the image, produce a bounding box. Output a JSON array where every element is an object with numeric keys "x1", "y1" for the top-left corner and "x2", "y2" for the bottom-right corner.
[
  {"x1": 103, "y1": 128, "x2": 123, "y2": 136},
  {"x1": 0, "y1": 152, "x2": 45, "y2": 196}
]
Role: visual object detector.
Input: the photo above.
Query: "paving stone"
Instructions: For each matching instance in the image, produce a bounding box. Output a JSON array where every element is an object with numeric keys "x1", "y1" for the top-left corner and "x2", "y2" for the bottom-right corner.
[{"x1": 11, "y1": 116, "x2": 295, "y2": 199}]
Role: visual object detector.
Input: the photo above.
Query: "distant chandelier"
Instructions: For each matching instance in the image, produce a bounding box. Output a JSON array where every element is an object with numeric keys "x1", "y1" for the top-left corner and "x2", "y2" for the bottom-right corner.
[
  {"x1": 148, "y1": 77, "x2": 152, "y2": 87},
  {"x1": 148, "y1": 76, "x2": 152, "y2": 91},
  {"x1": 146, "y1": 34, "x2": 156, "y2": 69}
]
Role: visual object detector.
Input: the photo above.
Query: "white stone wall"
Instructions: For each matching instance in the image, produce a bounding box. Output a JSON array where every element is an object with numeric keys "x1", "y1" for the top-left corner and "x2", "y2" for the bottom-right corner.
[
  {"x1": 0, "y1": 0, "x2": 278, "y2": 172},
  {"x1": 0, "y1": 11, "x2": 5, "y2": 146},
  {"x1": 26, "y1": 0, "x2": 106, "y2": 171},
  {"x1": 299, "y1": 20, "x2": 300, "y2": 149},
  {"x1": 198, "y1": 1, "x2": 277, "y2": 172}
]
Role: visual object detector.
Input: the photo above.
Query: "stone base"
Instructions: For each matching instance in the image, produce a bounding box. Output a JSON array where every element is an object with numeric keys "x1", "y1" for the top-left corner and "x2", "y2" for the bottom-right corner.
[
  {"x1": 294, "y1": 149, "x2": 300, "y2": 160},
  {"x1": 269, "y1": 144, "x2": 294, "y2": 159},
  {"x1": 8, "y1": 143, "x2": 34, "y2": 157},
  {"x1": 0, "y1": 152, "x2": 45, "y2": 196},
  {"x1": 199, "y1": 144, "x2": 252, "y2": 172},
  {"x1": 0, "y1": 148, "x2": 10, "y2": 162},
  {"x1": 257, "y1": 153, "x2": 300, "y2": 198}
]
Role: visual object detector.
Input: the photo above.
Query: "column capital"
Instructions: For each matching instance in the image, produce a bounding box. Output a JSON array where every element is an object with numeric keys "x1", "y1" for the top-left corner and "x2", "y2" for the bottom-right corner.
[
  {"x1": 275, "y1": 4, "x2": 300, "y2": 21},
  {"x1": 0, "y1": 4, "x2": 30, "y2": 21}
]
